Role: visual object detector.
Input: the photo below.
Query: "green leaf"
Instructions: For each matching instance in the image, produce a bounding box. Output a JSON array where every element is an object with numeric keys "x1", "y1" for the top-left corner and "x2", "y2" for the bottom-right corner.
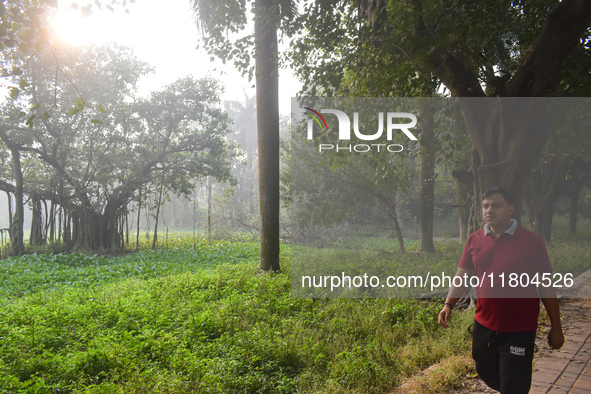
[
  {"x1": 9, "y1": 87, "x2": 19, "y2": 99},
  {"x1": 68, "y1": 107, "x2": 80, "y2": 116},
  {"x1": 98, "y1": 103, "x2": 106, "y2": 113},
  {"x1": 91, "y1": 119, "x2": 104, "y2": 124},
  {"x1": 26, "y1": 115, "x2": 35, "y2": 128},
  {"x1": 75, "y1": 96, "x2": 86, "y2": 110},
  {"x1": 31, "y1": 103, "x2": 41, "y2": 111}
]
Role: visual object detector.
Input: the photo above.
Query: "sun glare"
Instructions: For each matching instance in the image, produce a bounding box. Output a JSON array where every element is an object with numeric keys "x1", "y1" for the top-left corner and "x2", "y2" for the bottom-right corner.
[{"x1": 51, "y1": 8, "x2": 119, "y2": 47}]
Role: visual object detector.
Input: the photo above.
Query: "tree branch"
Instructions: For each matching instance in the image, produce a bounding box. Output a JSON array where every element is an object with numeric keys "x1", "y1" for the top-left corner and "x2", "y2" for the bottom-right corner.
[
  {"x1": 0, "y1": 180, "x2": 16, "y2": 194},
  {"x1": 508, "y1": 0, "x2": 591, "y2": 96},
  {"x1": 430, "y1": 51, "x2": 486, "y2": 97}
]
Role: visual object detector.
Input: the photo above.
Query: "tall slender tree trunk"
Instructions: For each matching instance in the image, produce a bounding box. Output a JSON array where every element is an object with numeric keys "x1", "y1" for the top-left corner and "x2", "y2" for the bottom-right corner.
[
  {"x1": 452, "y1": 170, "x2": 471, "y2": 242},
  {"x1": 63, "y1": 211, "x2": 72, "y2": 251},
  {"x1": 6, "y1": 191, "x2": 13, "y2": 238},
  {"x1": 569, "y1": 181, "x2": 581, "y2": 234},
  {"x1": 192, "y1": 182, "x2": 198, "y2": 247},
  {"x1": 457, "y1": 190, "x2": 469, "y2": 243},
  {"x1": 526, "y1": 161, "x2": 562, "y2": 244},
  {"x1": 9, "y1": 147, "x2": 25, "y2": 256},
  {"x1": 57, "y1": 206, "x2": 62, "y2": 243},
  {"x1": 540, "y1": 200, "x2": 556, "y2": 244},
  {"x1": 42, "y1": 200, "x2": 49, "y2": 243},
  {"x1": 207, "y1": 176, "x2": 212, "y2": 242},
  {"x1": 136, "y1": 188, "x2": 142, "y2": 250},
  {"x1": 4, "y1": 190, "x2": 13, "y2": 258},
  {"x1": 49, "y1": 203, "x2": 54, "y2": 242},
  {"x1": 125, "y1": 208, "x2": 129, "y2": 246},
  {"x1": 152, "y1": 181, "x2": 164, "y2": 249},
  {"x1": 390, "y1": 209, "x2": 405, "y2": 254},
  {"x1": 419, "y1": 114, "x2": 435, "y2": 252},
  {"x1": 255, "y1": 0, "x2": 280, "y2": 271},
  {"x1": 376, "y1": 195, "x2": 405, "y2": 253}
]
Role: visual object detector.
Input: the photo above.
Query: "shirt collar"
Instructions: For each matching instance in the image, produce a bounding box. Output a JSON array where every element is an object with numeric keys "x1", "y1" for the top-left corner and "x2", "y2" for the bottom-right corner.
[{"x1": 484, "y1": 219, "x2": 517, "y2": 236}]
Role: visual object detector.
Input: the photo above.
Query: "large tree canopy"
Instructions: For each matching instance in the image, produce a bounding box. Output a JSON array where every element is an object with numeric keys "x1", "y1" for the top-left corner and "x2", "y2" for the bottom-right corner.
[
  {"x1": 290, "y1": 0, "x2": 591, "y2": 232},
  {"x1": 0, "y1": 42, "x2": 235, "y2": 254}
]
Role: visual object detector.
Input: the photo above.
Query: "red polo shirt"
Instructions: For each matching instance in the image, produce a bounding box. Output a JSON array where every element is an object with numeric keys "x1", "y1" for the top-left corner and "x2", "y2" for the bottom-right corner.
[{"x1": 458, "y1": 222, "x2": 553, "y2": 332}]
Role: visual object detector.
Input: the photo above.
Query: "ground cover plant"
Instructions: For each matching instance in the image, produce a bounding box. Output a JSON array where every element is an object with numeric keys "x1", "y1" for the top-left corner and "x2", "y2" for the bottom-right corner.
[
  {"x1": 0, "y1": 241, "x2": 258, "y2": 299},
  {"x1": 0, "y1": 225, "x2": 588, "y2": 393}
]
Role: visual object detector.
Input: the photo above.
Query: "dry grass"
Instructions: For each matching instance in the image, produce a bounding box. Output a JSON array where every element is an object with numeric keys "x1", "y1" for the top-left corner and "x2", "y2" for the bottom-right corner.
[{"x1": 391, "y1": 355, "x2": 477, "y2": 393}]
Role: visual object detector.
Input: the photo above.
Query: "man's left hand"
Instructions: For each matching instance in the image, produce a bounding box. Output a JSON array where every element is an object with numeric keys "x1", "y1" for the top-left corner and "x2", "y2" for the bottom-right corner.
[{"x1": 548, "y1": 328, "x2": 565, "y2": 350}]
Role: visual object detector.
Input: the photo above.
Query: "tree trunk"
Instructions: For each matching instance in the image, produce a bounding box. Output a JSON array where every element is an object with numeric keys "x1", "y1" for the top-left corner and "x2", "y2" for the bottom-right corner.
[
  {"x1": 6, "y1": 191, "x2": 13, "y2": 238},
  {"x1": 152, "y1": 181, "x2": 164, "y2": 249},
  {"x1": 207, "y1": 175, "x2": 212, "y2": 242},
  {"x1": 569, "y1": 181, "x2": 581, "y2": 234},
  {"x1": 377, "y1": 195, "x2": 405, "y2": 253},
  {"x1": 527, "y1": 160, "x2": 562, "y2": 244},
  {"x1": 540, "y1": 199, "x2": 555, "y2": 244},
  {"x1": 99, "y1": 202, "x2": 124, "y2": 250},
  {"x1": 537, "y1": 164, "x2": 562, "y2": 244},
  {"x1": 125, "y1": 208, "x2": 129, "y2": 246},
  {"x1": 524, "y1": 185, "x2": 537, "y2": 233},
  {"x1": 458, "y1": 99, "x2": 553, "y2": 228},
  {"x1": 63, "y1": 211, "x2": 72, "y2": 251},
  {"x1": 430, "y1": 2, "x2": 591, "y2": 233},
  {"x1": 456, "y1": 180, "x2": 469, "y2": 244},
  {"x1": 29, "y1": 195, "x2": 44, "y2": 247},
  {"x1": 255, "y1": 0, "x2": 280, "y2": 271},
  {"x1": 452, "y1": 169, "x2": 472, "y2": 241},
  {"x1": 42, "y1": 199, "x2": 49, "y2": 243},
  {"x1": 4, "y1": 190, "x2": 13, "y2": 258},
  {"x1": 49, "y1": 202, "x2": 55, "y2": 243},
  {"x1": 136, "y1": 188, "x2": 142, "y2": 250},
  {"x1": 419, "y1": 115, "x2": 435, "y2": 252},
  {"x1": 9, "y1": 147, "x2": 26, "y2": 256},
  {"x1": 390, "y1": 208, "x2": 405, "y2": 254},
  {"x1": 58, "y1": 206, "x2": 62, "y2": 243}
]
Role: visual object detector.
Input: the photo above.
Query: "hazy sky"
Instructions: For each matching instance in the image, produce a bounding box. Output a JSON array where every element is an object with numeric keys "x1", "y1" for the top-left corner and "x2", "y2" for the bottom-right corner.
[{"x1": 51, "y1": 0, "x2": 301, "y2": 115}]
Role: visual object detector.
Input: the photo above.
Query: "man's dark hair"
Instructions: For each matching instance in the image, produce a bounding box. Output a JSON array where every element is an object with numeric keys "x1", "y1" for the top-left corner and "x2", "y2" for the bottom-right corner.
[{"x1": 482, "y1": 186, "x2": 514, "y2": 206}]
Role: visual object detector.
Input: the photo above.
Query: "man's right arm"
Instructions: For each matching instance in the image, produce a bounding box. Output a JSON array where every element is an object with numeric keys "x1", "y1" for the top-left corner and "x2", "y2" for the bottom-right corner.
[{"x1": 438, "y1": 267, "x2": 473, "y2": 328}]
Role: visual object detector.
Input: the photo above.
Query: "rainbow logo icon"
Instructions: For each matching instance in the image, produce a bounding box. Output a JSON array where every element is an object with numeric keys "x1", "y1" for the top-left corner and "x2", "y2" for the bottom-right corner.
[{"x1": 303, "y1": 107, "x2": 328, "y2": 131}]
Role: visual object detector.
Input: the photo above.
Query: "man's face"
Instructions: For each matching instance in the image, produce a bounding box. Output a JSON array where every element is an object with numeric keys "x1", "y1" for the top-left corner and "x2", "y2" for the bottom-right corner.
[{"x1": 482, "y1": 193, "x2": 515, "y2": 229}]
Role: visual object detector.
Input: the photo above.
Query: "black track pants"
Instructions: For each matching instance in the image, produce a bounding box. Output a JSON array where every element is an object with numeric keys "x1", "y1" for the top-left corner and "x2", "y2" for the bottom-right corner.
[{"x1": 472, "y1": 320, "x2": 537, "y2": 394}]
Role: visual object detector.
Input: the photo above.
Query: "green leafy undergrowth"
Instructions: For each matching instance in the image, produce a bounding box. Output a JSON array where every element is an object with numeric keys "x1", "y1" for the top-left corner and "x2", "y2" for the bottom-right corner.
[
  {"x1": 0, "y1": 241, "x2": 259, "y2": 298},
  {"x1": 548, "y1": 242, "x2": 591, "y2": 276},
  {"x1": 0, "y1": 252, "x2": 473, "y2": 393},
  {"x1": 292, "y1": 241, "x2": 463, "y2": 297},
  {"x1": 1, "y1": 236, "x2": 587, "y2": 392}
]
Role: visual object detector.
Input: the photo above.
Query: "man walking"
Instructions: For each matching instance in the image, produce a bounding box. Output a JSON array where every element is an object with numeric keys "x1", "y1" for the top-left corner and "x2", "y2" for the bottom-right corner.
[{"x1": 438, "y1": 186, "x2": 564, "y2": 393}]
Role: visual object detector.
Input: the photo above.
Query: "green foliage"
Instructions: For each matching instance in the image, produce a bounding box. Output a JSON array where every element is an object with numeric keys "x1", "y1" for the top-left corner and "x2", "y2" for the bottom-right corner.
[
  {"x1": 0, "y1": 220, "x2": 586, "y2": 394},
  {"x1": 0, "y1": 235, "x2": 589, "y2": 392},
  {"x1": 291, "y1": 0, "x2": 591, "y2": 97},
  {"x1": 0, "y1": 239, "x2": 477, "y2": 393},
  {"x1": 288, "y1": 97, "x2": 471, "y2": 251},
  {"x1": 192, "y1": 0, "x2": 301, "y2": 79},
  {"x1": 1, "y1": 42, "x2": 237, "y2": 251},
  {"x1": 0, "y1": 240, "x2": 259, "y2": 298},
  {"x1": 292, "y1": 239, "x2": 463, "y2": 298},
  {"x1": 549, "y1": 242, "x2": 591, "y2": 276}
]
